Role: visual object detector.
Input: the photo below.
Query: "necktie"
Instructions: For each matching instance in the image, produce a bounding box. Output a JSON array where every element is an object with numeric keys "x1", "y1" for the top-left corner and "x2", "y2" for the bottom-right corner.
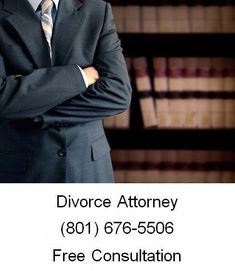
[{"x1": 41, "y1": 0, "x2": 54, "y2": 59}]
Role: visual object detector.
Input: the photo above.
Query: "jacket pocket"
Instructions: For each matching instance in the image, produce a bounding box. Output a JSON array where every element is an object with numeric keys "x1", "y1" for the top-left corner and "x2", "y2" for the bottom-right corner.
[
  {"x1": 0, "y1": 150, "x2": 28, "y2": 174},
  {"x1": 91, "y1": 135, "x2": 111, "y2": 161}
]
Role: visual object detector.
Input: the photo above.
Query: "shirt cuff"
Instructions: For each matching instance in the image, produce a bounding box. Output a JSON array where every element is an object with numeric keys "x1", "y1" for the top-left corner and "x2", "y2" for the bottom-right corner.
[{"x1": 77, "y1": 65, "x2": 89, "y2": 88}]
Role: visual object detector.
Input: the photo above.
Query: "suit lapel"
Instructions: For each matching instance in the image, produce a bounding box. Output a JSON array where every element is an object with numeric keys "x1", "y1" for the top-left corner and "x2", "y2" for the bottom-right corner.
[
  {"x1": 4, "y1": 0, "x2": 51, "y2": 68},
  {"x1": 51, "y1": 0, "x2": 86, "y2": 65}
]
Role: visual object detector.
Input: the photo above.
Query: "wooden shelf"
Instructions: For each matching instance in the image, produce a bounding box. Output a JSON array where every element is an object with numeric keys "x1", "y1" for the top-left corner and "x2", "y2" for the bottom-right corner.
[
  {"x1": 105, "y1": 129, "x2": 235, "y2": 150},
  {"x1": 119, "y1": 34, "x2": 235, "y2": 57}
]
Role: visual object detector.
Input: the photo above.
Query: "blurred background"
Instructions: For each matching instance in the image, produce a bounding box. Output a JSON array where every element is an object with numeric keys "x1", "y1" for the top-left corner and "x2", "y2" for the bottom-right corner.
[{"x1": 103, "y1": 0, "x2": 235, "y2": 182}]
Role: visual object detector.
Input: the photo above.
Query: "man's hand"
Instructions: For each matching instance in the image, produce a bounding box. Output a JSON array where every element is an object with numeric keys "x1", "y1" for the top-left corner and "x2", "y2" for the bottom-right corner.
[{"x1": 83, "y1": 66, "x2": 99, "y2": 86}]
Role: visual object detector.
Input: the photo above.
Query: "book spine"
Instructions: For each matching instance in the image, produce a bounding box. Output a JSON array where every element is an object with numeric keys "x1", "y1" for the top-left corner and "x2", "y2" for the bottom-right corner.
[
  {"x1": 153, "y1": 57, "x2": 170, "y2": 128},
  {"x1": 126, "y1": 150, "x2": 146, "y2": 183},
  {"x1": 174, "y1": 4, "x2": 190, "y2": 33},
  {"x1": 191, "y1": 150, "x2": 207, "y2": 183},
  {"x1": 224, "y1": 99, "x2": 235, "y2": 128},
  {"x1": 189, "y1": 3, "x2": 206, "y2": 33},
  {"x1": 223, "y1": 58, "x2": 235, "y2": 91},
  {"x1": 112, "y1": 6, "x2": 125, "y2": 33},
  {"x1": 141, "y1": 6, "x2": 158, "y2": 33},
  {"x1": 206, "y1": 151, "x2": 222, "y2": 183},
  {"x1": 196, "y1": 58, "x2": 212, "y2": 128},
  {"x1": 124, "y1": 6, "x2": 141, "y2": 33},
  {"x1": 161, "y1": 150, "x2": 179, "y2": 182},
  {"x1": 158, "y1": 5, "x2": 175, "y2": 33},
  {"x1": 224, "y1": 58, "x2": 235, "y2": 128},
  {"x1": 210, "y1": 58, "x2": 225, "y2": 128},
  {"x1": 133, "y1": 57, "x2": 157, "y2": 128},
  {"x1": 221, "y1": 151, "x2": 235, "y2": 183},
  {"x1": 168, "y1": 57, "x2": 185, "y2": 128},
  {"x1": 221, "y1": 4, "x2": 235, "y2": 33},
  {"x1": 111, "y1": 150, "x2": 128, "y2": 183},
  {"x1": 145, "y1": 150, "x2": 163, "y2": 183},
  {"x1": 204, "y1": 4, "x2": 222, "y2": 33},
  {"x1": 177, "y1": 150, "x2": 195, "y2": 182},
  {"x1": 183, "y1": 57, "x2": 198, "y2": 128}
]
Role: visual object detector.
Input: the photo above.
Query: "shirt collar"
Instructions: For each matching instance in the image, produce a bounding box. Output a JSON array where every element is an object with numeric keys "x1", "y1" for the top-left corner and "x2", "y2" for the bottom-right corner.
[{"x1": 28, "y1": 0, "x2": 60, "y2": 12}]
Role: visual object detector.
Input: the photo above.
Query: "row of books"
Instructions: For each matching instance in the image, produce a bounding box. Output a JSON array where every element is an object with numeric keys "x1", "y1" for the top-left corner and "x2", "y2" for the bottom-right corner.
[
  {"x1": 112, "y1": 5, "x2": 235, "y2": 33},
  {"x1": 111, "y1": 150, "x2": 235, "y2": 183},
  {"x1": 122, "y1": 57, "x2": 234, "y2": 129},
  {"x1": 104, "y1": 57, "x2": 235, "y2": 129}
]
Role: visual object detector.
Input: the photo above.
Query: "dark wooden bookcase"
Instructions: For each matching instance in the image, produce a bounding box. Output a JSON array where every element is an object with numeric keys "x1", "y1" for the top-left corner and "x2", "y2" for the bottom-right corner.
[{"x1": 105, "y1": 2, "x2": 235, "y2": 151}]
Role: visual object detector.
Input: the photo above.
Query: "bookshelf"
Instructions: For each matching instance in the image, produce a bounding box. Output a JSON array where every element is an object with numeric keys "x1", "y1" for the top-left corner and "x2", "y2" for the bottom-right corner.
[
  {"x1": 105, "y1": 1, "x2": 235, "y2": 182},
  {"x1": 119, "y1": 34, "x2": 235, "y2": 57}
]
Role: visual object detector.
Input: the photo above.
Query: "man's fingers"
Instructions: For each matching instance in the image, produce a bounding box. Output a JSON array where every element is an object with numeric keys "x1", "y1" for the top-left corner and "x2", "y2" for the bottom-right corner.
[{"x1": 82, "y1": 66, "x2": 100, "y2": 86}]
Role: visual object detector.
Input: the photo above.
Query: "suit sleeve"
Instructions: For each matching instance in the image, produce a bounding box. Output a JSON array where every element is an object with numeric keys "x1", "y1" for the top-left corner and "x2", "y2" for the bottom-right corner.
[
  {"x1": 0, "y1": 54, "x2": 87, "y2": 119},
  {"x1": 42, "y1": 2, "x2": 132, "y2": 126}
]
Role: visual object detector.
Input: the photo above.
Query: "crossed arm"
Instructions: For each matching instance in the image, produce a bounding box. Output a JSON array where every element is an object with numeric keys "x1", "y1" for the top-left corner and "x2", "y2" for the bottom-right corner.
[{"x1": 0, "y1": 3, "x2": 132, "y2": 124}]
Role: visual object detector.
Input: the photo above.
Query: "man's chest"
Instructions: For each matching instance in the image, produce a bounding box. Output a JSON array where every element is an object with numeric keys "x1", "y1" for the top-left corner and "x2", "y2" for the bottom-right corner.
[{"x1": 0, "y1": 5, "x2": 103, "y2": 74}]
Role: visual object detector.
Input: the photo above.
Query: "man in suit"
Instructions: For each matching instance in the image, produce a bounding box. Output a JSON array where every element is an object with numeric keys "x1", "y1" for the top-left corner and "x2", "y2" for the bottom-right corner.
[{"x1": 0, "y1": 0, "x2": 132, "y2": 182}]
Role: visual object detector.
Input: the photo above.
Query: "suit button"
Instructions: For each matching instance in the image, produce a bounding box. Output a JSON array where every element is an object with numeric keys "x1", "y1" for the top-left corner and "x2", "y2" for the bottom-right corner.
[
  {"x1": 58, "y1": 150, "x2": 66, "y2": 157},
  {"x1": 55, "y1": 123, "x2": 68, "y2": 128}
]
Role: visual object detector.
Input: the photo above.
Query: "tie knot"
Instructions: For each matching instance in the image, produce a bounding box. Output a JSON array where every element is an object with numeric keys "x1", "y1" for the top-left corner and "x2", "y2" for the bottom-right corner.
[{"x1": 41, "y1": 0, "x2": 54, "y2": 15}]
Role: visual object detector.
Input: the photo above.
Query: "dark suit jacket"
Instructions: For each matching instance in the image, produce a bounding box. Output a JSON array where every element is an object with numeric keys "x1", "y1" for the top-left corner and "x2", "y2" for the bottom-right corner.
[{"x1": 0, "y1": 0, "x2": 132, "y2": 182}]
